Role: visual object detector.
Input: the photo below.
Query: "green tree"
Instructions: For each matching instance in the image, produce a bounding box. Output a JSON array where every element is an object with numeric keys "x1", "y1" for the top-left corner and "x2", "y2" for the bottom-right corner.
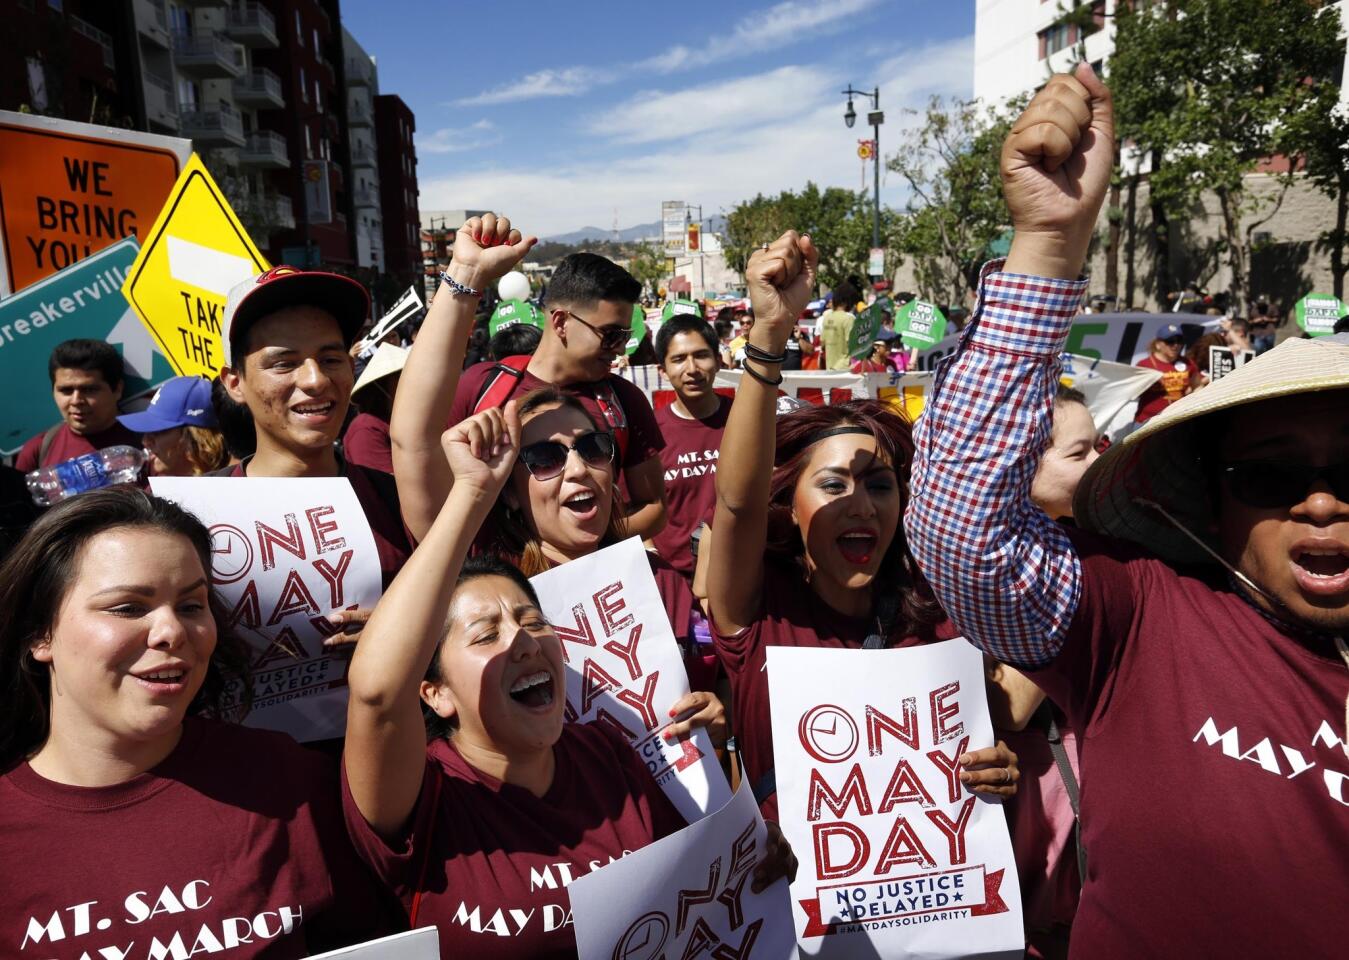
[
  {"x1": 1286, "y1": 87, "x2": 1349, "y2": 300},
  {"x1": 627, "y1": 241, "x2": 667, "y2": 296},
  {"x1": 1111, "y1": 0, "x2": 1344, "y2": 312},
  {"x1": 887, "y1": 96, "x2": 1023, "y2": 305}
]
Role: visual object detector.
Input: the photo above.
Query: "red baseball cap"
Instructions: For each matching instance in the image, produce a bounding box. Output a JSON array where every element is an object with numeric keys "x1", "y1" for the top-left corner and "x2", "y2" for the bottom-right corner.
[{"x1": 221, "y1": 265, "x2": 370, "y2": 368}]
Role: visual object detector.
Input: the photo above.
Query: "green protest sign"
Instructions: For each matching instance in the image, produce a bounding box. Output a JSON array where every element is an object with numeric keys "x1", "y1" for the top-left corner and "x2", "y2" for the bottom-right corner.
[
  {"x1": 896, "y1": 299, "x2": 948, "y2": 350},
  {"x1": 627, "y1": 303, "x2": 649, "y2": 356},
  {"x1": 848, "y1": 299, "x2": 892, "y2": 359},
  {"x1": 1294, "y1": 293, "x2": 1344, "y2": 337},
  {"x1": 661, "y1": 299, "x2": 703, "y2": 323},
  {"x1": 488, "y1": 298, "x2": 544, "y2": 337},
  {"x1": 0, "y1": 237, "x2": 174, "y2": 455}
]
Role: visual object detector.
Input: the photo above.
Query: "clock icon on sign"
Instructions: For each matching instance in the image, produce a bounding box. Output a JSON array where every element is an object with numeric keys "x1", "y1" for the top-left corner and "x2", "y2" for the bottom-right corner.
[
  {"x1": 611, "y1": 911, "x2": 668, "y2": 960},
  {"x1": 208, "y1": 523, "x2": 253, "y2": 584},
  {"x1": 798, "y1": 704, "x2": 859, "y2": 764}
]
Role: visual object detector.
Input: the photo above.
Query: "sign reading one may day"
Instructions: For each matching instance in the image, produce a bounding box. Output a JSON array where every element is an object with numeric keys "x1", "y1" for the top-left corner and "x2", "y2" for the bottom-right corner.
[
  {"x1": 768, "y1": 641, "x2": 1023, "y2": 958},
  {"x1": 0, "y1": 109, "x2": 190, "y2": 296},
  {"x1": 124, "y1": 154, "x2": 270, "y2": 379},
  {"x1": 530, "y1": 537, "x2": 732, "y2": 823},
  {"x1": 0, "y1": 237, "x2": 173, "y2": 454},
  {"x1": 570, "y1": 781, "x2": 798, "y2": 960},
  {"x1": 150, "y1": 477, "x2": 382, "y2": 741}
]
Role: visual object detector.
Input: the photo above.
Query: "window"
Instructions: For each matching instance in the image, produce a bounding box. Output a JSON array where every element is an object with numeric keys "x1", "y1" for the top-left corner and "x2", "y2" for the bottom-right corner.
[
  {"x1": 295, "y1": 10, "x2": 302, "y2": 44},
  {"x1": 177, "y1": 78, "x2": 198, "y2": 110},
  {"x1": 314, "y1": 82, "x2": 321, "y2": 110},
  {"x1": 312, "y1": 27, "x2": 320, "y2": 52},
  {"x1": 300, "y1": 67, "x2": 308, "y2": 102},
  {"x1": 304, "y1": 124, "x2": 312, "y2": 158},
  {"x1": 169, "y1": 3, "x2": 189, "y2": 35},
  {"x1": 1038, "y1": 22, "x2": 1072, "y2": 58}
]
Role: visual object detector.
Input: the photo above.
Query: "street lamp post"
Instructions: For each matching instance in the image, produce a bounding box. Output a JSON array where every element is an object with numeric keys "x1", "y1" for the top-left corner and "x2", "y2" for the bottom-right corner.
[{"x1": 843, "y1": 85, "x2": 884, "y2": 276}]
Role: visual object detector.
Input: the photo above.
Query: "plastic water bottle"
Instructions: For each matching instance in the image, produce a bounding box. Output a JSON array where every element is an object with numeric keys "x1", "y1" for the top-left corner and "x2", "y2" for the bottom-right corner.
[{"x1": 26, "y1": 445, "x2": 145, "y2": 506}]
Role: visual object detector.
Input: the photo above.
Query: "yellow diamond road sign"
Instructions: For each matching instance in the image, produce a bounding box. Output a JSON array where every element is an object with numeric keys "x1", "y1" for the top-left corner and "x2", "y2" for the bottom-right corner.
[{"x1": 122, "y1": 154, "x2": 270, "y2": 378}]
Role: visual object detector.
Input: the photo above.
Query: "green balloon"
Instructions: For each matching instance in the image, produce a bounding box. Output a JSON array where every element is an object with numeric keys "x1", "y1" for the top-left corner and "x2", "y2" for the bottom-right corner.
[
  {"x1": 626, "y1": 304, "x2": 649, "y2": 356},
  {"x1": 489, "y1": 299, "x2": 544, "y2": 337}
]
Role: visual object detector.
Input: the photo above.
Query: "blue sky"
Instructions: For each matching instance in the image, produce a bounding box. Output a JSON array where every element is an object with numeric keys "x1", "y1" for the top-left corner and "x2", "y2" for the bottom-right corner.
[{"x1": 340, "y1": 0, "x2": 975, "y2": 236}]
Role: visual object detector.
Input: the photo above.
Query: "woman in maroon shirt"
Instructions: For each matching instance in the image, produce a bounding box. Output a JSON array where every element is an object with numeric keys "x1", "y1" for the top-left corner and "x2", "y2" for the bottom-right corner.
[
  {"x1": 343, "y1": 407, "x2": 794, "y2": 960},
  {"x1": 0, "y1": 488, "x2": 384, "y2": 958},
  {"x1": 706, "y1": 231, "x2": 1020, "y2": 817}
]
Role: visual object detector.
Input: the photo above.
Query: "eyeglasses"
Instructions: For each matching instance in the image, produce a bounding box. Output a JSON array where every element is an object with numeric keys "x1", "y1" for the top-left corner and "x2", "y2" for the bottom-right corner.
[
  {"x1": 566, "y1": 312, "x2": 631, "y2": 352},
  {"x1": 1163, "y1": 337, "x2": 1184, "y2": 346},
  {"x1": 1221, "y1": 459, "x2": 1349, "y2": 508},
  {"x1": 518, "y1": 431, "x2": 617, "y2": 480}
]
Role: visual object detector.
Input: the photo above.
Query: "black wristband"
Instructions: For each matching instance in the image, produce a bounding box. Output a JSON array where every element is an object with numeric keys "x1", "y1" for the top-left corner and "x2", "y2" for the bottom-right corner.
[
  {"x1": 743, "y1": 342, "x2": 788, "y2": 364},
  {"x1": 742, "y1": 358, "x2": 784, "y2": 387}
]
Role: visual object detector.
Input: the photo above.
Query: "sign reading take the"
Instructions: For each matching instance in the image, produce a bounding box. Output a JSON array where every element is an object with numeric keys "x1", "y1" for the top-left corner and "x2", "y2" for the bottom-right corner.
[
  {"x1": 123, "y1": 155, "x2": 270, "y2": 378},
  {"x1": 0, "y1": 110, "x2": 190, "y2": 296}
]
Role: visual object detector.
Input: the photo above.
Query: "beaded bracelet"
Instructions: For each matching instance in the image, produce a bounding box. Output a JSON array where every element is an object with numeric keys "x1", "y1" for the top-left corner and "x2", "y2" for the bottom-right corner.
[{"x1": 439, "y1": 272, "x2": 481, "y2": 298}]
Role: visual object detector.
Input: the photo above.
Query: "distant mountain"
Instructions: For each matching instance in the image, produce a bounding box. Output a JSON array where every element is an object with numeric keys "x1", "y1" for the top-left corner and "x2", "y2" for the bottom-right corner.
[{"x1": 545, "y1": 215, "x2": 728, "y2": 246}]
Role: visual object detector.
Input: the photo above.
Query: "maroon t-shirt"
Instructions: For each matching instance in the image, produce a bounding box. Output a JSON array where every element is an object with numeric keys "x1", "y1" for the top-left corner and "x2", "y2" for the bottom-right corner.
[
  {"x1": 652, "y1": 397, "x2": 730, "y2": 577},
  {"x1": 222, "y1": 454, "x2": 411, "y2": 587},
  {"x1": 342, "y1": 722, "x2": 686, "y2": 960},
  {"x1": 14, "y1": 421, "x2": 141, "y2": 472},
  {"x1": 342, "y1": 412, "x2": 393, "y2": 474},
  {"x1": 1027, "y1": 530, "x2": 1349, "y2": 958},
  {"x1": 449, "y1": 361, "x2": 665, "y2": 476},
  {"x1": 0, "y1": 717, "x2": 386, "y2": 959},
  {"x1": 1134, "y1": 356, "x2": 1196, "y2": 422},
  {"x1": 713, "y1": 557, "x2": 957, "y2": 819}
]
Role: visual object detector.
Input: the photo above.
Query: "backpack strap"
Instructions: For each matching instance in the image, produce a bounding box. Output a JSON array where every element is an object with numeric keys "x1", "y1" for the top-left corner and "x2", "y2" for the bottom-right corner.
[
  {"x1": 1036, "y1": 701, "x2": 1087, "y2": 885},
  {"x1": 592, "y1": 379, "x2": 630, "y2": 463},
  {"x1": 472, "y1": 355, "x2": 532, "y2": 414},
  {"x1": 37, "y1": 423, "x2": 63, "y2": 467}
]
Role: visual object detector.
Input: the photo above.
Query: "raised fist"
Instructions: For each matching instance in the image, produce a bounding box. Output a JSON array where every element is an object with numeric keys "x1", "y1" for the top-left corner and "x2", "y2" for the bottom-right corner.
[
  {"x1": 1001, "y1": 63, "x2": 1114, "y2": 280},
  {"x1": 448, "y1": 213, "x2": 537, "y2": 287},
  {"x1": 745, "y1": 231, "x2": 819, "y2": 349}
]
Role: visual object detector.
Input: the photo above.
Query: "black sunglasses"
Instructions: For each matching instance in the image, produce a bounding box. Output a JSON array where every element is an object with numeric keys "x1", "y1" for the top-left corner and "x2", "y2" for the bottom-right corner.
[
  {"x1": 566, "y1": 312, "x2": 631, "y2": 351},
  {"x1": 518, "y1": 431, "x2": 616, "y2": 480},
  {"x1": 1221, "y1": 459, "x2": 1349, "y2": 508},
  {"x1": 1163, "y1": 337, "x2": 1184, "y2": 346}
]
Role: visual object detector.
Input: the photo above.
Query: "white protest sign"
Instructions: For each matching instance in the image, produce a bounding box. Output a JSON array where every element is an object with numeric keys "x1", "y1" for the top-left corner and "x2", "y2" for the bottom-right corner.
[
  {"x1": 356, "y1": 284, "x2": 424, "y2": 351},
  {"x1": 1056, "y1": 352, "x2": 1163, "y2": 437},
  {"x1": 530, "y1": 537, "x2": 732, "y2": 822},
  {"x1": 308, "y1": 927, "x2": 439, "y2": 959},
  {"x1": 768, "y1": 641, "x2": 1023, "y2": 958},
  {"x1": 150, "y1": 477, "x2": 382, "y2": 741},
  {"x1": 570, "y1": 780, "x2": 798, "y2": 960}
]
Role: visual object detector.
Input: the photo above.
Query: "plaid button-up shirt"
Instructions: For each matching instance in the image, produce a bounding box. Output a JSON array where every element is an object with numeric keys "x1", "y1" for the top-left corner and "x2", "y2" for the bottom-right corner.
[{"x1": 904, "y1": 259, "x2": 1089, "y2": 668}]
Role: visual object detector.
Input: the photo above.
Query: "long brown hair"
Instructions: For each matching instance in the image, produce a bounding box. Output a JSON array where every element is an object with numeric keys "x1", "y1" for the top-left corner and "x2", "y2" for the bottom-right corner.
[
  {"x1": 0, "y1": 487, "x2": 252, "y2": 769},
  {"x1": 182, "y1": 425, "x2": 229, "y2": 474},
  {"x1": 489, "y1": 387, "x2": 629, "y2": 576},
  {"x1": 767, "y1": 399, "x2": 943, "y2": 640}
]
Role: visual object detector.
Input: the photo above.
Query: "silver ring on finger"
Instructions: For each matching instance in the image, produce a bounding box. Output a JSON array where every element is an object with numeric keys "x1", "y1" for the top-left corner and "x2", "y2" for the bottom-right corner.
[
  {"x1": 760, "y1": 243, "x2": 770, "y2": 250},
  {"x1": 1000, "y1": 768, "x2": 1011, "y2": 784}
]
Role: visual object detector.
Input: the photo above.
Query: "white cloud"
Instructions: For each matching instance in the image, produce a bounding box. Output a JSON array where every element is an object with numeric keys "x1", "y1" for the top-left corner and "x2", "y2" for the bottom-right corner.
[
  {"x1": 588, "y1": 65, "x2": 833, "y2": 145},
  {"x1": 416, "y1": 119, "x2": 502, "y2": 155},
  {"x1": 454, "y1": 67, "x2": 607, "y2": 106}
]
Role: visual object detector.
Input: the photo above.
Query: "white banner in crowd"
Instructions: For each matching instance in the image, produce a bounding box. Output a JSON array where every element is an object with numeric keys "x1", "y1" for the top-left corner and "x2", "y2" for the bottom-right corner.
[
  {"x1": 150, "y1": 477, "x2": 382, "y2": 741},
  {"x1": 308, "y1": 927, "x2": 439, "y2": 959},
  {"x1": 570, "y1": 781, "x2": 798, "y2": 960},
  {"x1": 530, "y1": 537, "x2": 732, "y2": 822},
  {"x1": 1057, "y1": 352, "x2": 1162, "y2": 437},
  {"x1": 768, "y1": 641, "x2": 1023, "y2": 959}
]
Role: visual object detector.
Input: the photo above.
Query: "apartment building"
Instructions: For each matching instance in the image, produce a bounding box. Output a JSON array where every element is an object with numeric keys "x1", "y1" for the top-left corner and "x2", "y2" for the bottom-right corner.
[
  {"x1": 375, "y1": 93, "x2": 420, "y2": 290},
  {"x1": 342, "y1": 27, "x2": 384, "y2": 272}
]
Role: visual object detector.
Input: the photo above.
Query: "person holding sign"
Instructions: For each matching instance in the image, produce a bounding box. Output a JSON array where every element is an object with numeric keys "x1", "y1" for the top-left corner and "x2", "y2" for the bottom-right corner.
[
  {"x1": 342, "y1": 403, "x2": 794, "y2": 959},
  {"x1": 0, "y1": 488, "x2": 386, "y2": 957},
  {"x1": 905, "y1": 63, "x2": 1349, "y2": 958},
  {"x1": 705, "y1": 231, "x2": 1019, "y2": 819}
]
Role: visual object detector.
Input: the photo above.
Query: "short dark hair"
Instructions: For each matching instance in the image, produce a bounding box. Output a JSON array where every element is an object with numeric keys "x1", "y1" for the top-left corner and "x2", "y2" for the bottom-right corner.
[
  {"x1": 1055, "y1": 385, "x2": 1088, "y2": 408},
  {"x1": 544, "y1": 253, "x2": 641, "y2": 310},
  {"x1": 655, "y1": 315, "x2": 719, "y2": 362},
  {"x1": 0, "y1": 487, "x2": 251, "y2": 769},
  {"x1": 48, "y1": 339, "x2": 124, "y2": 389},
  {"x1": 489, "y1": 323, "x2": 543, "y2": 360},
  {"x1": 211, "y1": 377, "x2": 256, "y2": 461}
]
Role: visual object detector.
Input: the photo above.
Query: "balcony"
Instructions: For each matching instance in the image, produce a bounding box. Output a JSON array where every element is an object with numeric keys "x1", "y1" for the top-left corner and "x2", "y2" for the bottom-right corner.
[
  {"x1": 346, "y1": 56, "x2": 373, "y2": 87},
  {"x1": 180, "y1": 105, "x2": 245, "y2": 147},
  {"x1": 353, "y1": 185, "x2": 379, "y2": 209},
  {"x1": 143, "y1": 71, "x2": 179, "y2": 130},
  {"x1": 348, "y1": 99, "x2": 372, "y2": 127},
  {"x1": 225, "y1": 2, "x2": 278, "y2": 48},
  {"x1": 71, "y1": 16, "x2": 116, "y2": 70},
  {"x1": 350, "y1": 141, "x2": 376, "y2": 168},
  {"x1": 135, "y1": 0, "x2": 171, "y2": 48},
  {"x1": 240, "y1": 131, "x2": 290, "y2": 168},
  {"x1": 172, "y1": 32, "x2": 244, "y2": 78},
  {"x1": 233, "y1": 67, "x2": 284, "y2": 108}
]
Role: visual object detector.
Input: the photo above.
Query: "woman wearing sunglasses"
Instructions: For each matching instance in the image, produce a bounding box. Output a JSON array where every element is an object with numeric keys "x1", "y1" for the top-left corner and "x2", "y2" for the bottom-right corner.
[
  {"x1": 705, "y1": 231, "x2": 1020, "y2": 819},
  {"x1": 342, "y1": 402, "x2": 795, "y2": 960},
  {"x1": 906, "y1": 66, "x2": 1349, "y2": 957}
]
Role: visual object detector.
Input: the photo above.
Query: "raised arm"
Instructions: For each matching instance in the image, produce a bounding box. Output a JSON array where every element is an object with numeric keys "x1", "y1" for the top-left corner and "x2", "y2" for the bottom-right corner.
[
  {"x1": 391, "y1": 214, "x2": 535, "y2": 542},
  {"x1": 345, "y1": 402, "x2": 521, "y2": 840},
  {"x1": 707, "y1": 232, "x2": 818, "y2": 634},
  {"x1": 903, "y1": 64, "x2": 1114, "y2": 668}
]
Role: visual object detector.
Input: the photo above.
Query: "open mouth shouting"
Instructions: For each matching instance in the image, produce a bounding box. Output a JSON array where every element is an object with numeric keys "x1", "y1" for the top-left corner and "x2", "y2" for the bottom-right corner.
[
  {"x1": 1289, "y1": 539, "x2": 1349, "y2": 597},
  {"x1": 561, "y1": 489, "x2": 600, "y2": 521},
  {"x1": 837, "y1": 527, "x2": 880, "y2": 566},
  {"x1": 509, "y1": 670, "x2": 556, "y2": 712}
]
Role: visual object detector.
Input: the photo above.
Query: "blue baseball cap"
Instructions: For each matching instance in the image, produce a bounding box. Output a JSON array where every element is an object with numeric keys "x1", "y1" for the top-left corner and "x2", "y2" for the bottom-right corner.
[
  {"x1": 1159, "y1": 323, "x2": 1184, "y2": 340},
  {"x1": 118, "y1": 377, "x2": 217, "y2": 433}
]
